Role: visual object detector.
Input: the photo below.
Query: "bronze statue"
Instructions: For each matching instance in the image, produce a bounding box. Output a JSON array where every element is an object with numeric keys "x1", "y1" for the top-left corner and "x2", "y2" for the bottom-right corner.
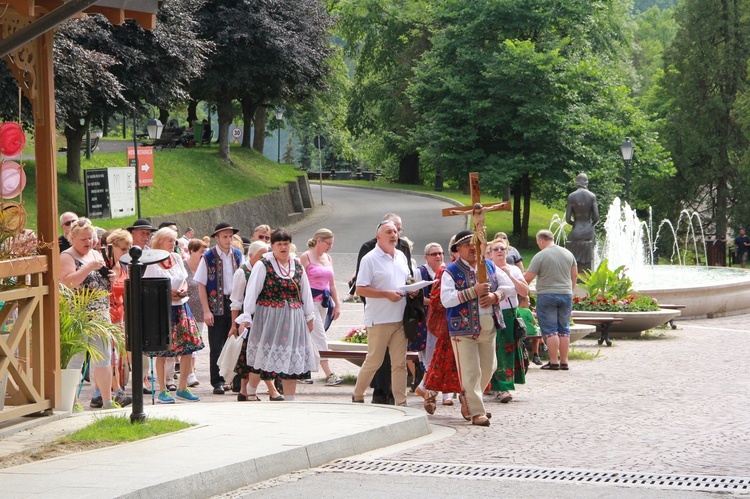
[{"x1": 565, "y1": 173, "x2": 599, "y2": 273}]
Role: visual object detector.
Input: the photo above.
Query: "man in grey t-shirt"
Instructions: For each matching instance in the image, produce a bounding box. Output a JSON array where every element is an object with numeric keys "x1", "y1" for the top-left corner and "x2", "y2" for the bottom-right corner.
[{"x1": 524, "y1": 230, "x2": 577, "y2": 371}]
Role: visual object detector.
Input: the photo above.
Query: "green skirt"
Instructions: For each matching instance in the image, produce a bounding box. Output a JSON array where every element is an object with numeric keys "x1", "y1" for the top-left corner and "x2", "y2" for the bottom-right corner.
[{"x1": 490, "y1": 307, "x2": 526, "y2": 391}]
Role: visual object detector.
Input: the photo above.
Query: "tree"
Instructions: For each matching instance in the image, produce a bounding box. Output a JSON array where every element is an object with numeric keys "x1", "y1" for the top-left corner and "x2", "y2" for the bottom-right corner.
[
  {"x1": 409, "y1": 0, "x2": 670, "y2": 246},
  {"x1": 659, "y1": 0, "x2": 750, "y2": 239},
  {"x1": 192, "y1": 0, "x2": 334, "y2": 161},
  {"x1": 334, "y1": 0, "x2": 434, "y2": 183},
  {"x1": 54, "y1": 0, "x2": 209, "y2": 183}
]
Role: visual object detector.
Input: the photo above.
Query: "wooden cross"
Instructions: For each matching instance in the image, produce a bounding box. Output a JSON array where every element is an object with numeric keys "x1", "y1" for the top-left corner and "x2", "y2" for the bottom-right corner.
[{"x1": 442, "y1": 172, "x2": 511, "y2": 283}]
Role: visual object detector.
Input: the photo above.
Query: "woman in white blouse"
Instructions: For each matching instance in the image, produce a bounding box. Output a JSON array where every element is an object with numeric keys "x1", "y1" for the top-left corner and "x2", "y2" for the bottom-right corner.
[
  {"x1": 487, "y1": 237, "x2": 529, "y2": 404},
  {"x1": 236, "y1": 228, "x2": 316, "y2": 401}
]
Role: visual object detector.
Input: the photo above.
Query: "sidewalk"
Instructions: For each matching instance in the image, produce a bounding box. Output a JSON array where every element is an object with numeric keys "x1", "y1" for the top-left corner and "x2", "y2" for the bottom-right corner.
[{"x1": 0, "y1": 402, "x2": 431, "y2": 498}]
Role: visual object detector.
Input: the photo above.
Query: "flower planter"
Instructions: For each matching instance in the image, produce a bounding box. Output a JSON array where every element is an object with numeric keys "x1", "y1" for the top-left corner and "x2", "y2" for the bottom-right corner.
[
  {"x1": 569, "y1": 324, "x2": 596, "y2": 343},
  {"x1": 328, "y1": 340, "x2": 368, "y2": 367},
  {"x1": 573, "y1": 308, "x2": 681, "y2": 338}
]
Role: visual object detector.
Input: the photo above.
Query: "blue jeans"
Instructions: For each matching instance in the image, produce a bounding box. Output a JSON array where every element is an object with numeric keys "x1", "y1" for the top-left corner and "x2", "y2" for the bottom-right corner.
[{"x1": 536, "y1": 293, "x2": 572, "y2": 337}]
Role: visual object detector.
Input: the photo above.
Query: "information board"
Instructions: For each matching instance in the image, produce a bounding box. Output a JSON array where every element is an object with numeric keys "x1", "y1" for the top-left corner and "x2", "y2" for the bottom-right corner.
[
  {"x1": 127, "y1": 146, "x2": 155, "y2": 187},
  {"x1": 108, "y1": 167, "x2": 136, "y2": 219},
  {"x1": 84, "y1": 168, "x2": 111, "y2": 219}
]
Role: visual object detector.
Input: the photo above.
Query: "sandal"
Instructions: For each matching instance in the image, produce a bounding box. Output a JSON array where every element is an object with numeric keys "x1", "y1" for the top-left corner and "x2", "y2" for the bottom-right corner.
[
  {"x1": 424, "y1": 390, "x2": 437, "y2": 415},
  {"x1": 237, "y1": 393, "x2": 261, "y2": 401},
  {"x1": 540, "y1": 363, "x2": 560, "y2": 370},
  {"x1": 458, "y1": 391, "x2": 471, "y2": 421},
  {"x1": 351, "y1": 395, "x2": 365, "y2": 403},
  {"x1": 471, "y1": 415, "x2": 490, "y2": 427},
  {"x1": 442, "y1": 396, "x2": 454, "y2": 406},
  {"x1": 560, "y1": 363, "x2": 569, "y2": 371},
  {"x1": 496, "y1": 391, "x2": 513, "y2": 403}
]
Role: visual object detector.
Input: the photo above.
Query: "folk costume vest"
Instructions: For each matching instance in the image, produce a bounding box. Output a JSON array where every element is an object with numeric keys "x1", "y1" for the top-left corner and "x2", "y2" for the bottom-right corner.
[
  {"x1": 203, "y1": 246, "x2": 243, "y2": 316},
  {"x1": 444, "y1": 258, "x2": 504, "y2": 337},
  {"x1": 257, "y1": 258, "x2": 304, "y2": 308}
]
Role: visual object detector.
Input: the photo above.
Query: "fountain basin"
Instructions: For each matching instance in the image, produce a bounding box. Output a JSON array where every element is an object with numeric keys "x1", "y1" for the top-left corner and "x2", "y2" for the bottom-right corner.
[
  {"x1": 573, "y1": 309, "x2": 681, "y2": 337},
  {"x1": 631, "y1": 266, "x2": 750, "y2": 319}
]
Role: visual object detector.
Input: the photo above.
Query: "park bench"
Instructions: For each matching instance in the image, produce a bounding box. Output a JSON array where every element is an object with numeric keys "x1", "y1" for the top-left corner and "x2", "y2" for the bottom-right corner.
[
  {"x1": 57, "y1": 136, "x2": 100, "y2": 155},
  {"x1": 571, "y1": 315, "x2": 624, "y2": 346},
  {"x1": 317, "y1": 349, "x2": 420, "y2": 363},
  {"x1": 141, "y1": 130, "x2": 182, "y2": 151},
  {"x1": 658, "y1": 304, "x2": 686, "y2": 329}
]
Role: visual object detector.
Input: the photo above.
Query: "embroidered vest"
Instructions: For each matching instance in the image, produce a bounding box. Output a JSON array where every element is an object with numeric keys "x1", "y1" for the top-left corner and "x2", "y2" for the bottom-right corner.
[
  {"x1": 257, "y1": 258, "x2": 304, "y2": 308},
  {"x1": 203, "y1": 246, "x2": 243, "y2": 315},
  {"x1": 444, "y1": 258, "x2": 504, "y2": 337}
]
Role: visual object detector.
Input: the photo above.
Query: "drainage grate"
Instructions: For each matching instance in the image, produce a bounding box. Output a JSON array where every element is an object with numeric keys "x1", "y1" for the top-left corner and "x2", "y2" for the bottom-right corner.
[{"x1": 320, "y1": 459, "x2": 750, "y2": 492}]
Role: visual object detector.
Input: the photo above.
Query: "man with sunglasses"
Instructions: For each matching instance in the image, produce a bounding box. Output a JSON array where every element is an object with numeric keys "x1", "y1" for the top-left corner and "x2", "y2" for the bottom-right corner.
[{"x1": 59, "y1": 211, "x2": 78, "y2": 252}]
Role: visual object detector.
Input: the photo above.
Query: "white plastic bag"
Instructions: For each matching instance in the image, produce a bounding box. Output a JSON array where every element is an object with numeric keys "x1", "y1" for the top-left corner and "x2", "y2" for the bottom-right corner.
[{"x1": 217, "y1": 330, "x2": 245, "y2": 383}]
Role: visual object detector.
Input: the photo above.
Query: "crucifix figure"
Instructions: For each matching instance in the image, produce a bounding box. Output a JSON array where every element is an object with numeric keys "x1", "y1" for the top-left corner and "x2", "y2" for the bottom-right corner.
[{"x1": 442, "y1": 172, "x2": 511, "y2": 282}]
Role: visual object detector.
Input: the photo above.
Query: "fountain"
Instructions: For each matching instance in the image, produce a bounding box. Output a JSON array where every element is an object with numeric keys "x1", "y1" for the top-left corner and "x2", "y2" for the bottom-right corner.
[{"x1": 589, "y1": 198, "x2": 750, "y2": 319}]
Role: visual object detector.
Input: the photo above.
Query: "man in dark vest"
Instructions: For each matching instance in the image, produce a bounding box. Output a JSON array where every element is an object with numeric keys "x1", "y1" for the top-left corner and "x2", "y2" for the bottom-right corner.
[{"x1": 195, "y1": 222, "x2": 243, "y2": 394}]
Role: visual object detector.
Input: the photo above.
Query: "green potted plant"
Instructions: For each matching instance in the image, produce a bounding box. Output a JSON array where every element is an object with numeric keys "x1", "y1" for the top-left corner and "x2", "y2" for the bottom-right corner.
[
  {"x1": 58, "y1": 284, "x2": 123, "y2": 412},
  {"x1": 573, "y1": 260, "x2": 680, "y2": 336}
]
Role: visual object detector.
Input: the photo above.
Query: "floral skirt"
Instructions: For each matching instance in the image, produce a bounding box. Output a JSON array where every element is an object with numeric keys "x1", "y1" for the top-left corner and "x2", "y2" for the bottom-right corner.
[
  {"x1": 244, "y1": 303, "x2": 316, "y2": 378},
  {"x1": 490, "y1": 308, "x2": 526, "y2": 391},
  {"x1": 146, "y1": 303, "x2": 204, "y2": 358},
  {"x1": 423, "y1": 332, "x2": 462, "y2": 393}
]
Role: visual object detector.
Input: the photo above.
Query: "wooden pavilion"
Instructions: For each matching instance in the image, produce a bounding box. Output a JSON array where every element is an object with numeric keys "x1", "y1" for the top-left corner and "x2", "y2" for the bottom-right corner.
[{"x1": 0, "y1": 0, "x2": 159, "y2": 424}]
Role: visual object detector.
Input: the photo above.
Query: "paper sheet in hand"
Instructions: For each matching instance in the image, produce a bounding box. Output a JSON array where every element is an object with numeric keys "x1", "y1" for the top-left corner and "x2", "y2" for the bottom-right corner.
[{"x1": 399, "y1": 280, "x2": 436, "y2": 293}]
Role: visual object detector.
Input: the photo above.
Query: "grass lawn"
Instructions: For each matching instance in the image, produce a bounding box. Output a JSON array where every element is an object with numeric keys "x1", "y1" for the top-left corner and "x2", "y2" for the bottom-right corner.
[
  {"x1": 0, "y1": 415, "x2": 192, "y2": 469},
  {"x1": 20, "y1": 145, "x2": 301, "y2": 230}
]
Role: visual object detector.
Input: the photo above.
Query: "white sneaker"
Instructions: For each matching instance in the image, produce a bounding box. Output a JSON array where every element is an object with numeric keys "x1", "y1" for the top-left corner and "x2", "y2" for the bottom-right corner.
[
  {"x1": 187, "y1": 373, "x2": 199, "y2": 387},
  {"x1": 325, "y1": 373, "x2": 343, "y2": 386}
]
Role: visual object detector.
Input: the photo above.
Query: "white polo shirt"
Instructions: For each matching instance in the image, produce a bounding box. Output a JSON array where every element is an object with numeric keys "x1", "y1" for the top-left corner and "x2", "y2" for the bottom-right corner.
[
  {"x1": 356, "y1": 244, "x2": 410, "y2": 327},
  {"x1": 194, "y1": 246, "x2": 238, "y2": 296}
]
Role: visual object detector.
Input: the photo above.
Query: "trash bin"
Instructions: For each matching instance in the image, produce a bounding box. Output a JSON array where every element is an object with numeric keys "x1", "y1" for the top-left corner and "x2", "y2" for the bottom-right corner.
[{"x1": 125, "y1": 277, "x2": 171, "y2": 352}]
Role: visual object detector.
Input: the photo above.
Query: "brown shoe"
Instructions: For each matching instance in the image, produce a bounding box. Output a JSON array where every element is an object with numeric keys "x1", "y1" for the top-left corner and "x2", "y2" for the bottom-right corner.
[
  {"x1": 423, "y1": 390, "x2": 437, "y2": 415},
  {"x1": 471, "y1": 415, "x2": 490, "y2": 426},
  {"x1": 458, "y1": 391, "x2": 471, "y2": 421}
]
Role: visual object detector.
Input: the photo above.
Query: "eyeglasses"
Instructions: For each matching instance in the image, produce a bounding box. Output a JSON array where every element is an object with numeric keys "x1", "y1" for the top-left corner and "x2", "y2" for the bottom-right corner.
[
  {"x1": 376, "y1": 220, "x2": 399, "y2": 231},
  {"x1": 426, "y1": 251, "x2": 444, "y2": 257},
  {"x1": 62, "y1": 219, "x2": 78, "y2": 227},
  {"x1": 74, "y1": 218, "x2": 90, "y2": 227},
  {"x1": 492, "y1": 247, "x2": 507, "y2": 252},
  {"x1": 257, "y1": 235, "x2": 271, "y2": 241}
]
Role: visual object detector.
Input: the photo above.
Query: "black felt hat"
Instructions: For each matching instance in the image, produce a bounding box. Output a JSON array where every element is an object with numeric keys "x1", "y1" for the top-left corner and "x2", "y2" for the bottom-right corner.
[
  {"x1": 211, "y1": 222, "x2": 240, "y2": 238},
  {"x1": 451, "y1": 230, "x2": 474, "y2": 252},
  {"x1": 158, "y1": 221, "x2": 178, "y2": 229},
  {"x1": 126, "y1": 218, "x2": 157, "y2": 232}
]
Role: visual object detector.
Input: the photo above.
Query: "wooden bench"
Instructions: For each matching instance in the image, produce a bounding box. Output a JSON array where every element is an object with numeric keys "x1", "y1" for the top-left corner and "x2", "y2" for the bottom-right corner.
[
  {"x1": 658, "y1": 304, "x2": 686, "y2": 329},
  {"x1": 318, "y1": 349, "x2": 420, "y2": 362},
  {"x1": 571, "y1": 316, "x2": 624, "y2": 346}
]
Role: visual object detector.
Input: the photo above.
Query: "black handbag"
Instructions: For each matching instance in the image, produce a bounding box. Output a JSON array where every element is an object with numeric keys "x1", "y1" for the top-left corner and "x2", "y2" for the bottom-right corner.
[
  {"x1": 403, "y1": 291, "x2": 425, "y2": 342},
  {"x1": 514, "y1": 316, "x2": 527, "y2": 341}
]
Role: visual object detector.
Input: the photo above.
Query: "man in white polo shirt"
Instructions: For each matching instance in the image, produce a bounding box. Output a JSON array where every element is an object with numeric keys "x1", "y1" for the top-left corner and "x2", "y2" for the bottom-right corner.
[{"x1": 352, "y1": 220, "x2": 411, "y2": 406}]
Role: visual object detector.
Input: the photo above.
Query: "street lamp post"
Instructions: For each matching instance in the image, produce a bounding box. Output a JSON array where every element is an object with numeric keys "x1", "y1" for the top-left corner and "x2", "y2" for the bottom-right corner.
[
  {"x1": 132, "y1": 110, "x2": 164, "y2": 219},
  {"x1": 275, "y1": 109, "x2": 284, "y2": 163},
  {"x1": 620, "y1": 137, "x2": 634, "y2": 204}
]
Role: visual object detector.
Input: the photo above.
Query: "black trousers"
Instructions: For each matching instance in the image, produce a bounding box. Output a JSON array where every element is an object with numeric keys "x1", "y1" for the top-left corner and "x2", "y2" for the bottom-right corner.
[{"x1": 207, "y1": 296, "x2": 233, "y2": 387}]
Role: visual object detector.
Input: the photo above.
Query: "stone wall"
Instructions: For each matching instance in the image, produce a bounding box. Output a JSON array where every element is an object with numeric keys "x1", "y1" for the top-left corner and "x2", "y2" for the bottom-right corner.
[{"x1": 148, "y1": 174, "x2": 313, "y2": 238}]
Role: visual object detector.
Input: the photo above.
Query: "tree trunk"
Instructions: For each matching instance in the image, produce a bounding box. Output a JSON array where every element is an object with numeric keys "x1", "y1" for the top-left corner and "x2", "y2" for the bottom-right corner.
[
  {"x1": 241, "y1": 97, "x2": 256, "y2": 148},
  {"x1": 65, "y1": 120, "x2": 88, "y2": 183},
  {"x1": 158, "y1": 108, "x2": 169, "y2": 125},
  {"x1": 512, "y1": 179, "x2": 522, "y2": 237},
  {"x1": 716, "y1": 175, "x2": 728, "y2": 240},
  {"x1": 252, "y1": 105, "x2": 266, "y2": 153},
  {"x1": 187, "y1": 99, "x2": 198, "y2": 125},
  {"x1": 398, "y1": 151, "x2": 420, "y2": 184},
  {"x1": 216, "y1": 97, "x2": 234, "y2": 161},
  {"x1": 101, "y1": 113, "x2": 110, "y2": 137},
  {"x1": 520, "y1": 173, "x2": 532, "y2": 248}
]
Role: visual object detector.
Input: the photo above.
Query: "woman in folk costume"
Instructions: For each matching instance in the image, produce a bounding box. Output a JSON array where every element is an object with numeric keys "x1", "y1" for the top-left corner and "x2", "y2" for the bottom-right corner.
[{"x1": 236, "y1": 228, "x2": 317, "y2": 401}]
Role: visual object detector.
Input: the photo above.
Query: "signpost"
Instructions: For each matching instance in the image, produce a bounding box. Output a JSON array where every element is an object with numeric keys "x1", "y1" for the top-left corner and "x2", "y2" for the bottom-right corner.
[
  {"x1": 232, "y1": 127, "x2": 242, "y2": 144},
  {"x1": 313, "y1": 135, "x2": 326, "y2": 205},
  {"x1": 127, "y1": 146, "x2": 154, "y2": 187}
]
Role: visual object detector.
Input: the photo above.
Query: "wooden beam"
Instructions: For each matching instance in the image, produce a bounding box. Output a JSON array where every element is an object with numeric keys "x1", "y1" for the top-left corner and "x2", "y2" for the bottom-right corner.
[
  {"x1": 3, "y1": 0, "x2": 36, "y2": 17},
  {"x1": 85, "y1": 6, "x2": 124, "y2": 25}
]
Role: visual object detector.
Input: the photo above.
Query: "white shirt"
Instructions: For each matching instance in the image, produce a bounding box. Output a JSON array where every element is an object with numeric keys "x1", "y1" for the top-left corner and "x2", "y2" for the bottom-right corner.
[
  {"x1": 194, "y1": 246, "x2": 238, "y2": 296},
  {"x1": 235, "y1": 254, "x2": 315, "y2": 326},
  {"x1": 495, "y1": 265, "x2": 524, "y2": 309},
  {"x1": 440, "y1": 258, "x2": 495, "y2": 316},
  {"x1": 356, "y1": 245, "x2": 410, "y2": 327},
  {"x1": 229, "y1": 266, "x2": 250, "y2": 311},
  {"x1": 143, "y1": 253, "x2": 188, "y2": 306}
]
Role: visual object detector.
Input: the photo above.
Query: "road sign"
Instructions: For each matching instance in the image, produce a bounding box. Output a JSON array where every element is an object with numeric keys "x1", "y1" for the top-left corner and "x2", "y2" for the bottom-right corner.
[
  {"x1": 314, "y1": 135, "x2": 327, "y2": 150},
  {"x1": 127, "y1": 146, "x2": 154, "y2": 187},
  {"x1": 232, "y1": 127, "x2": 242, "y2": 143}
]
